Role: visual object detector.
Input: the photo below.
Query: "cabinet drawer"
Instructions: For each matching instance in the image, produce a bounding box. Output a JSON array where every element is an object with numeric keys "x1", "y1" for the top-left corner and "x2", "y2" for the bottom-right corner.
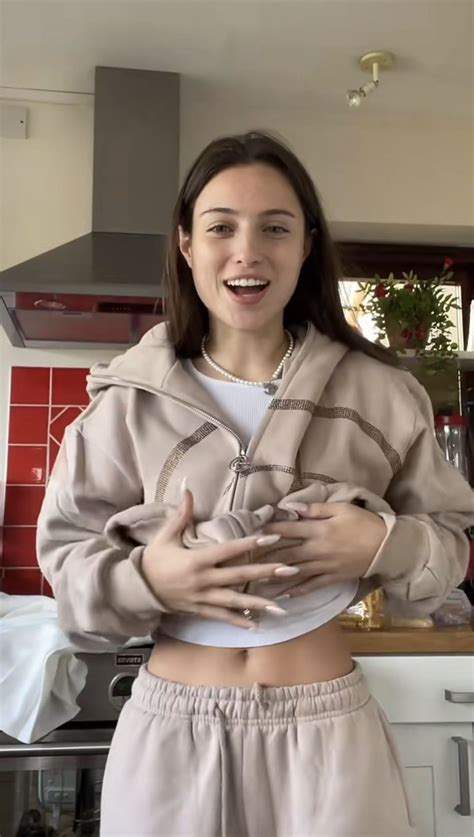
[{"x1": 354, "y1": 656, "x2": 474, "y2": 723}]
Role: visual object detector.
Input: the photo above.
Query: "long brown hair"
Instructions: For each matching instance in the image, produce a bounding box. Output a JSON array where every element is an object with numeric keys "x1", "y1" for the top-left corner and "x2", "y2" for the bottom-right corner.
[{"x1": 165, "y1": 130, "x2": 401, "y2": 368}]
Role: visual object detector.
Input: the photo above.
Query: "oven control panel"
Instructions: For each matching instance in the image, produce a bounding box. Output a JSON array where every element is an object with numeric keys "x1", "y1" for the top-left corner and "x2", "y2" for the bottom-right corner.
[
  {"x1": 75, "y1": 645, "x2": 153, "y2": 722},
  {"x1": 108, "y1": 650, "x2": 152, "y2": 711},
  {"x1": 108, "y1": 673, "x2": 136, "y2": 711}
]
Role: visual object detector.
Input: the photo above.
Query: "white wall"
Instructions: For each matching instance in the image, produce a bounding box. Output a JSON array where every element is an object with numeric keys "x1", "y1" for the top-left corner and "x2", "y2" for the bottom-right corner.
[
  {"x1": 2, "y1": 86, "x2": 473, "y2": 273},
  {"x1": 179, "y1": 90, "x2": 474, "y2": 228},
  {"x1": 1, "y1": 86, "x2": 473, "y2": 501},
  {"x1": 1, "y1": 98, "x2": 94, "y2": 270}
]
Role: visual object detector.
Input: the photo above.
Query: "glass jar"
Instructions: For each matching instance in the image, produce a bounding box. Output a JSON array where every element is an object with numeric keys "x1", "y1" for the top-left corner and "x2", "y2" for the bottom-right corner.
[
  {"x1": 434, "y1": 413, "x2": 470, "y2": 480},
  {"x1": 339, "y1": 588, "x2": 384, "y2": 630}
]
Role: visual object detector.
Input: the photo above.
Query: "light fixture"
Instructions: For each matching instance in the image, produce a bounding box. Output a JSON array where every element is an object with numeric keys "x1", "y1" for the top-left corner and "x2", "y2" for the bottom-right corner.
[{"x1": 346, "y1": 51, "x2": 395, "y2": 108}]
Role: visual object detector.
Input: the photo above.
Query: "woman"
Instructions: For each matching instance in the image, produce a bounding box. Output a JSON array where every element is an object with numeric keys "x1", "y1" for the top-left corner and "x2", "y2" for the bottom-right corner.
[{"x1": 37, "y1": 131, "x2": 474, "y2": 836}]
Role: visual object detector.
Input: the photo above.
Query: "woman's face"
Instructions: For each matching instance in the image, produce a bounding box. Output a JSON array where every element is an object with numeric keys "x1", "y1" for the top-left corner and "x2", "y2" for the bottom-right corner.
[{"x1": 179, "y1": 163, "x2": 310, "y2": 335}]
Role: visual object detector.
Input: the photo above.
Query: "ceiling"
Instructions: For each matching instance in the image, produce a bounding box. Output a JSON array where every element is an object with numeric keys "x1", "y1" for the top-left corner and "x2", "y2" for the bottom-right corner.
[{"x1": 2, "y1": 0, "x2": 473, "y2": 119}]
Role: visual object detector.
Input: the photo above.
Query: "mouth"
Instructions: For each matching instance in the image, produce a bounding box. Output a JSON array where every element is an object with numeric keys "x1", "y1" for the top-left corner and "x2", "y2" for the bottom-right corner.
[{"x1": 223, "y1": 277, "x2": 270, "y2": 305}]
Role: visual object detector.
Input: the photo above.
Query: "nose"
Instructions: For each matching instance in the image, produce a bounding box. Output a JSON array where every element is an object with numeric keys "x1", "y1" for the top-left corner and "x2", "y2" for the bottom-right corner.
[{"x1": 232, "y1": 228, "x2": 264, "y2": 266}]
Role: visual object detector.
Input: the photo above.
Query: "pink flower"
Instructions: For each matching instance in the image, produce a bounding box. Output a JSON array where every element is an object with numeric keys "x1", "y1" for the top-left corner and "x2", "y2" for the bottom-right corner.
[{"x1": 443, "y1": 257, "x2": 454, "y2": 271}]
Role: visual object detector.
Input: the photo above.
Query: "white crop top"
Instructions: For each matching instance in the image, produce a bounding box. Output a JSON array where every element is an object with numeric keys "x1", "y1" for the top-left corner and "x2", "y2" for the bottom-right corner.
[{"x1": 159, "y1": 359, "x2": 358, "y2": 647}]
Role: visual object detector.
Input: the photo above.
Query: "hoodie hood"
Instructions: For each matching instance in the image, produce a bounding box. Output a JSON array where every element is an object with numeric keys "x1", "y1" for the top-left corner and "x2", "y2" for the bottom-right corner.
[
  {"x1": 86, "y1": 321, "x2": 351, "y2": 412},
  {"x1": 87, "y1": 321, "x2": 175, "y2": 397}
]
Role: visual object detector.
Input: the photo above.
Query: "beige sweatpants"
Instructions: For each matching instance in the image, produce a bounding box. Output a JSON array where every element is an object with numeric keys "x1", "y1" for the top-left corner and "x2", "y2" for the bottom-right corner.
[{"x1": 100, "y1": 662, "x2": 417, "y2": 837}]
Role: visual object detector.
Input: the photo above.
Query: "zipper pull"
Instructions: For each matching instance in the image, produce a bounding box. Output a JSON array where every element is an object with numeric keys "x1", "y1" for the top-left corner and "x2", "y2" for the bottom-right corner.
[{"x1": 229, "y1": 453, "x2": 251, "y2": 474}]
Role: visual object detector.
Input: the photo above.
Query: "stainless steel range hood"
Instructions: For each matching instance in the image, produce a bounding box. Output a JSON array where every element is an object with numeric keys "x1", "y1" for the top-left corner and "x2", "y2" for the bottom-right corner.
[{"x1": 0, "y1": 66, "x2": 179, "y2": 348}]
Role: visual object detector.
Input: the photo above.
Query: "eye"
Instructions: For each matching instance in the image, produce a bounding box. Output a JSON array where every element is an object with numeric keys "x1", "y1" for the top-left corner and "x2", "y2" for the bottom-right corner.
[
  {"x1": 208, "y1": 224, "x2": 233, "y2": 234},
  {"x1": 265, "y1": 225, "x2": 289, "y2": 235}
]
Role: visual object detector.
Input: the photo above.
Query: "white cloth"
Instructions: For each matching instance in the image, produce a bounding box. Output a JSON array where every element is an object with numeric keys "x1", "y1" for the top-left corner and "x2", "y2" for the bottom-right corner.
[{"x1": 0, "y1": 593, "x2": 87, "y2": 743}]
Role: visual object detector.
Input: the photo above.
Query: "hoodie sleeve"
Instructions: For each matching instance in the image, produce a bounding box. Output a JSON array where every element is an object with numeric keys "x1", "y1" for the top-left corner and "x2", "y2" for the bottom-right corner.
[
  {"x1": 36, "y1": 397, "x2": 167, "y2": 650},
  {"x1": 362, "y1": 375, "x2": 474, "y2": 615}
]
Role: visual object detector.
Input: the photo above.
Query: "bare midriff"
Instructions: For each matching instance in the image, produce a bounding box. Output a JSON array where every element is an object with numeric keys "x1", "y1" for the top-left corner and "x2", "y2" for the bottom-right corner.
[{"x1": 148, "y1": 618, "x2": 353, "y2": 687}]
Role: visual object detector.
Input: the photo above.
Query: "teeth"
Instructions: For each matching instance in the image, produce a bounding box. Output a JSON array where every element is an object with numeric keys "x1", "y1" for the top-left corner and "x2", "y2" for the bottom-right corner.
[{"x1": 225, "y1": 278, "x2": 269, "y2": 287}]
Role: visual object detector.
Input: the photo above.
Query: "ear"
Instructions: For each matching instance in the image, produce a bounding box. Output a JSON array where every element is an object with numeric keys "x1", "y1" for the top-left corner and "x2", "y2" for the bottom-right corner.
[
  {"x1": 178, "y1": 226, "x2": 193, "y2": 268},
  {"x1": 302, "y1": 233, "x2": 312, "y2": 261}
]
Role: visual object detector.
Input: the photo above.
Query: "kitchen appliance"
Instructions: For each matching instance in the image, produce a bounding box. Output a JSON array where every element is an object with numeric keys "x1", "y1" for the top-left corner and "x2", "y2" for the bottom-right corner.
[
  {"x1": 0, "y1": 644, "x2": 153, "y2": 836},
  {"x1": 465, "y1": 385, "x2": 474, "y2": 485},
  {"x1": 435, "y1": 413, "x2": 471, "y2": 482},
  {"x1": 435, "y1": 408, "x2": 474, "y2": 600},
  {"x1": 0, "y1": 66, "x2": 179, "y2": 349}
]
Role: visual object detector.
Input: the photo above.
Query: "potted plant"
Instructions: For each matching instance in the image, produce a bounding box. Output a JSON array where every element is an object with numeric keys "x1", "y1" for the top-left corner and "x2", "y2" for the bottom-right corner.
[{"x1": 356, "y1": 257, "x2": 461, "y2": 374}]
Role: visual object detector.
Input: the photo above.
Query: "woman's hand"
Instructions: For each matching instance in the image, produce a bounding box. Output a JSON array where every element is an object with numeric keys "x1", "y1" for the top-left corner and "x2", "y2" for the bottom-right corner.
[
  {"x1": 262, "y1": 502, "x2": 387, "y2": 597},
  {"x1": 141, "y1": 488, "x2": 299, "y2": 628}
]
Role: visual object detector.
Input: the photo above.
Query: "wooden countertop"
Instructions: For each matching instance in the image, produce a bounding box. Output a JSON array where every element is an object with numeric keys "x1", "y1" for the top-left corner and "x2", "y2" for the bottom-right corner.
[{"x1": 343, "y1": 625, "x2": 474, "y2": 654}]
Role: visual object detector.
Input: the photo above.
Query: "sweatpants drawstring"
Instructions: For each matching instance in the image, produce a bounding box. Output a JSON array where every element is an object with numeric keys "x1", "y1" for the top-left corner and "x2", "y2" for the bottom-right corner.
[
  {"x1": 215, "y1": 685, "x2": 267, "y2": 836},
  {"x1": 215, "y1": 705, "x2": 229, "y2": 837},
  {"x1": 252, "y1": 682, "x2": 269, "y2": 710}
]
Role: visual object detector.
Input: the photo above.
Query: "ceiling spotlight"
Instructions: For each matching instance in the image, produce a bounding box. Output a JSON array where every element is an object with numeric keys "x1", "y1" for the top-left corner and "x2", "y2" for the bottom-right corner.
[{"x1": 346, "y1": 51, "x2": 395, "y2": 108}]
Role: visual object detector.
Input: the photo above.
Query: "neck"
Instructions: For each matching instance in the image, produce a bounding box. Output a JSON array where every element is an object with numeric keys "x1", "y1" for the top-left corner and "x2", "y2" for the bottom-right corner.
[{"x1": 202, "y1": 321, "x2": 290, "y2": 382}]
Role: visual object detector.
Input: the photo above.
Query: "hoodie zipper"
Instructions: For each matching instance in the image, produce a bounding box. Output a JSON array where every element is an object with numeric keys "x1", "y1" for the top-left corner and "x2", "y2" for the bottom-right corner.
[{"x1": 90, "y1": 375, "x2": 249, "y2": 509}]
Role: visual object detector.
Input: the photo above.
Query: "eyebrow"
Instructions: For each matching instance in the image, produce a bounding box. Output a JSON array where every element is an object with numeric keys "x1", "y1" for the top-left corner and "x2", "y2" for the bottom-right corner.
[{"x1": 200, "y1": 207, "x2": 297, "y2": 219}]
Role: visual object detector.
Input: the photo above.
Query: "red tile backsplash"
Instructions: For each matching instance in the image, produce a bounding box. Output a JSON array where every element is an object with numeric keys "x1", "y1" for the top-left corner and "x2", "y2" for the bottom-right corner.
[
  {"x1": 52, "y1": 368, "x2": 89, "y2": 406},
  {"x1": 7, "y1": 445, "x2": 47, "y2": 485},
  {"x1": 11, "y1": 368, "x2": 50, "y2": 404},
  {"x1": 4, "y1": 486, "x2": 45, "y2": 525},
  {"x1": 2, "y1": 568, "x2": 43, "y2": 595},
  {"x1": 49, "y1": 437, "x2": 60, "y2": 473},
  {"x1": 3, "y1": 367, "x2": 89, "y2": 595},
  {"x1": 9, "y1": 406, "x2": 49, "y2": 444},
  {"x1": 2, "y1": 527, "x2": 38, "y2": 567},
  {"x1": 49, "y1": 407, "x2": 84, "y2": 446}
]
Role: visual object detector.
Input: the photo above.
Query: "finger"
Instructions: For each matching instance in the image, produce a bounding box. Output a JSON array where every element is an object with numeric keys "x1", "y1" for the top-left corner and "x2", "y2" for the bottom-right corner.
[
  {"x1": 198, "y1": 534, "x2": 281, "y2": 567},
  {"x1": 287, "y1": 503, "x2": 346, "y2": 519},
  {"x1": 193, "y1": 604, "x2": 259, "y2": 630},
  {"x1": 161, "y1": 486, "x2": 194, "y2": 540},
  {"x1": 264, "y1": 544, "x2": 314, "y2": 565},
  {"x1": 278, "y1": 574, "x2": 340, "y2": 597},
  {"x1": 205, "y1": 562, "x2": 300, "y2": 587},
  {"x1": 285, "y1": 559, "x2": 334, "y2": 576},
  {"x1": 263, "y1": 521, "x2": 322, "y2": 539},
  {"x1": 203, "y1": 588, "x2": 288, "y2": 615}
]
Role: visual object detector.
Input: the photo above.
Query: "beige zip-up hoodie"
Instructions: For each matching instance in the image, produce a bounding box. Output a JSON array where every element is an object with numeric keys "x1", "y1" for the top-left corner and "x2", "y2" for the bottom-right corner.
[{"x1": 37, "y1": 322, "x2": 474, "y2": 649}]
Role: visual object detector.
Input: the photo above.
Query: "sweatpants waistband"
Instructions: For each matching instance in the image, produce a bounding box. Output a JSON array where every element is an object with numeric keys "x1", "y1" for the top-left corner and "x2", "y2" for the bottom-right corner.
[{"x1": 132, "y1": 661, "x2": 370, "y2": 724}]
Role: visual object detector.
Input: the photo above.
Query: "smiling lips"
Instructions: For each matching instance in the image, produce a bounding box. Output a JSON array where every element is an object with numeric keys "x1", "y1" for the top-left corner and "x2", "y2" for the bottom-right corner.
[{"x1": 224, "y1": 277, "x2": 270, "y2": 305}]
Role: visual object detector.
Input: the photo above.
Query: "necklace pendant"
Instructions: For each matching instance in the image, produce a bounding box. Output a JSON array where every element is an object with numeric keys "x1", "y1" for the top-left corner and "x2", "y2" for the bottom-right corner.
[{"x1": 264, "y1": 382, "x2": 278, "y2": 396}]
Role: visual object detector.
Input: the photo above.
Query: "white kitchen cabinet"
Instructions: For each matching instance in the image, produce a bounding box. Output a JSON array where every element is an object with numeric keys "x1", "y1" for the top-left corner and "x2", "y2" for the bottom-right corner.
[
  {"x1": 393, "y1": 722, "x2": 473, "y2": 837},
  {"x1": 355, "y1": 655, "x2": 474, "y2": 837}
]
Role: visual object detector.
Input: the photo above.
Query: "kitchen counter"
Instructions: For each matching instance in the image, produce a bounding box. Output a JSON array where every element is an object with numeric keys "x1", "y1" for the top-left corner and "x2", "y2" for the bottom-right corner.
[{"x1": 343, "y1": 624, "x2": 474, "y2": 654}]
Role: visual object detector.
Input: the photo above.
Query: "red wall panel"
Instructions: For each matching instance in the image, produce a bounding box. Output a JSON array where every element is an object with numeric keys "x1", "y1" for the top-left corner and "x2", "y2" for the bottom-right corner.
[{"x1": 2, "y1": 367, "x2": 88, "y2": 595}]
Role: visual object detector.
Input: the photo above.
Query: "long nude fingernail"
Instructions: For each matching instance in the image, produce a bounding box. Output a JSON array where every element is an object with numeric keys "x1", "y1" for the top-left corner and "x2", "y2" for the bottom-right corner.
[
  {"x1": 180, "y1": 477, "x2": 188, "y2": 498},
  {"x1": 274, "y1": 566, "x2": 300, "y2": 576},
  {"x1": 256, "y1": 534, "x2": 281, "y2": 546},
  {"x1": 265, "y1": 604, "x2": 287, "y2": 616}
]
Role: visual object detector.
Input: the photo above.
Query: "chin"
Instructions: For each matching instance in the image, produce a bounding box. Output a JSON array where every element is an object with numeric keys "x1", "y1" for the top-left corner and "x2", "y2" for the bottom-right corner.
[{"x1": 227, "y1": 314, "x2": 283, "y2": 334}]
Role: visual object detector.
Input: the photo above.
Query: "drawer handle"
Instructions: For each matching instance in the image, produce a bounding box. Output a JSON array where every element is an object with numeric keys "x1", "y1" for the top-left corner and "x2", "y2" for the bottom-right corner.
[
  {"x1": 451, "y1": 736, "x2": 471, "y2": 817},
  {"x1": 0, "y1": 742, "x2": 110, "y2": 758},
  {"x1": 445, "y1": 690, "x2": 474, "y2": 704}
]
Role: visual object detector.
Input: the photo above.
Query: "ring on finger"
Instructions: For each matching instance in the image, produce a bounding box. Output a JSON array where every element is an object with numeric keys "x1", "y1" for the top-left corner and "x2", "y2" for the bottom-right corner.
[{"x1": 242, "y1": 607, "x2": 259, "y2": 624}]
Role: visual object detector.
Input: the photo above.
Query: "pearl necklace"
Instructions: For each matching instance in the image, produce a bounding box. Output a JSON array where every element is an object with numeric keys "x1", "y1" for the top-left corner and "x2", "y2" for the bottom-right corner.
[{"x1": 200, "y1": 330, "x2": 294, "y2": 396}]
